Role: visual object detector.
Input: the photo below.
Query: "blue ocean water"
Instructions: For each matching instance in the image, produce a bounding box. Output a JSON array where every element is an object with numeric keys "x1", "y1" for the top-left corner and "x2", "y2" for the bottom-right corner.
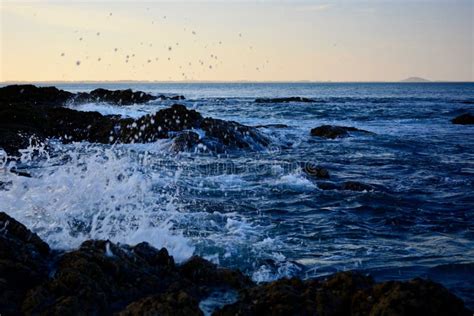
[{"x1": 1, "y1": 82, "x2": 473, "y2": 307}]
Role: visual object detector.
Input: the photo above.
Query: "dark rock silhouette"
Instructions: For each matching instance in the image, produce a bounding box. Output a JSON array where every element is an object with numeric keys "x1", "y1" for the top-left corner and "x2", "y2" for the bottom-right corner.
[
  {"x1": 311, "y1": 125, "x2": 373, "y2": 139},
  {"x1": 0, "y1": 85, "x2": 269, "y2": 156},
  {"x1": 452, "y1": 113, "x2": 474, "y2": 125}
]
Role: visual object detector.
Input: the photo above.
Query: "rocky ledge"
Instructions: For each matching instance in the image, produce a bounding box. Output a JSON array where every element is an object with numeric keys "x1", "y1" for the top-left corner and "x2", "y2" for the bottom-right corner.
[
  {"x1": 0, "y1": 212, "x2": 471, "y2": 316},
  {"x1": 0, "y1": 84, "x2": 184, "y2": 106},
  {"x1": 0, "y1": 85, "x2": 268, "y2": 156}
]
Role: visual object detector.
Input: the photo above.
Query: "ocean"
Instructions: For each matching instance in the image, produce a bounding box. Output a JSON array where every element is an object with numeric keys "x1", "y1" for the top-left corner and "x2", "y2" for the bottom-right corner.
[{"x1": 1, "y1": 82, "x2": 473, "y2": 307}]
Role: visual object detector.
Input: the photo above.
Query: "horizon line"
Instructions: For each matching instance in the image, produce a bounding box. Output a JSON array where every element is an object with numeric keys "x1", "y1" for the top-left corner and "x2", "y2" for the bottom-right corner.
[{"x1": 1, "y1": 80, "x2": 473, "y2": 84}]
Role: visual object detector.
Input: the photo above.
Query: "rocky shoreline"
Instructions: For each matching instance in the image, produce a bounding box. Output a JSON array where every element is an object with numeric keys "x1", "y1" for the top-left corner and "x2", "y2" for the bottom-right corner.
[
  {"x1": 1, "y1": 85, "x2": 473, "y2": 315},
  {"x1": 0, "y1": 212, "x2": 471, "y2": 315}
]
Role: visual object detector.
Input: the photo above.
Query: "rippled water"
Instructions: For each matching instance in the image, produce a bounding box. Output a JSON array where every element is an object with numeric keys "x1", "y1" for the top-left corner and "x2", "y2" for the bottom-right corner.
[{"x1": 1, "y1": 82, "x2": 473, "y2": 307}]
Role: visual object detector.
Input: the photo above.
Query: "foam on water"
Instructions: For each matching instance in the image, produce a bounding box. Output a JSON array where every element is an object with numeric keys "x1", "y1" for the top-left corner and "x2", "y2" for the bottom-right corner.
[
  {"x1": 0, "y1": 142, "x2": 194, "y2": 262},
  {"x1": 69, "y1": 102, "x2": 152, "y2": 118}
]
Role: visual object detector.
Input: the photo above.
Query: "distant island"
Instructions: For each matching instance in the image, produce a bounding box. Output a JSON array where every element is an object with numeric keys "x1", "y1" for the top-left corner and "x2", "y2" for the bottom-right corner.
[{"x1": 401, "y1": 76, "x2": 431, "y2": 83}]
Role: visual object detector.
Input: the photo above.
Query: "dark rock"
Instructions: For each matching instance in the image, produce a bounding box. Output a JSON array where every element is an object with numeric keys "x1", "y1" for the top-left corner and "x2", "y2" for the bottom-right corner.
[
  {"x1": 300, "y1": 162, "x2": 330, "y2": 179},
  {"x1": 317, "y1": 181, "x2": 375, "y2": 192},
  {"x1": 0, "y1": 84, "x2": 158, "y2": 107},
  {"x1": 200, "y1": 118, "x2": 270, "y2": 150},
  {"x1": 216, "y1": 272, "x2": 471, "y2": 316},
  {"x1": 180, "y1": 256, "x2": 253, "y2": 290},
  {"x1": 254, "y1": 124, "x2": 289, "y2": 129},
  {"x1": 341, "y1": 181, "x2": 375, "y2": 192},
  {"x1": 452, "y1": 113, "x2": 474, "y2": 125},
  {"x1": 255, "y1": 97, "x2": 314, "y2": 103},
  {"x1": 170, "y1": 131, "x2": 201, "y2": 153},
  {"x1": 0, "y1": 212, "x2": 50, "y2": 314},
  {"x1": 317, "y1": 182, "x2": 341, "y2": 191},
  {"x1": 74, "y1": 88, "x2": 157, "y2": 105},
  {"x1": 22, "y1": 240, "x2": 181, "y2": 315},
  {"x1": 157, "y1": 94, "x2": 186, "y2": 101},
  {"x1": 0, "y1": 98, "x2": 269, "y2": 155},
  {"x1": 352, "y1": 278, "x2": 471, "y2": 316},
  {"x1": 0, "y1": 84, "x2": 73, "y2": 107},
  {"x1": 310, "y1": 125, "x2": 373, "y2": 139},
  {"x1": 118, "y1": 291, "x2": 203, "y2": 316},
  {"x1": 0, "y1": 213, "x2": 471, "y2": 315},
  {"x1": 215, "y1": 272, "x2": 374, "y2": 316}
]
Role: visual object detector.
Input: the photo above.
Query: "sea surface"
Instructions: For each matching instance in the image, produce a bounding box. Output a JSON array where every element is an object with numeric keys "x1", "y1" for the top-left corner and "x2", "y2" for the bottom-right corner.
[{"x1": 1, "y1": 82, "x2": 473, "y2": 307}]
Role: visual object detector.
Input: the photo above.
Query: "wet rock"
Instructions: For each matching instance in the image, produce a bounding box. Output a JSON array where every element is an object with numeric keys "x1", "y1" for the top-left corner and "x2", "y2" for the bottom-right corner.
[
  {"x1": 75, "y1": 88, "x2": 157, "y2": 105},
  {"x1": 452, "y1": 113, "x2": 474, "y2": 125},
  {"x1": 0, "y1": 84, "x2": 73, "y2": 107},
  {"x1": 158, "y1": 94, "x2": 186, "y2": 101},
  {"x1": 0, "y1": 84, "x2": 159, "y2": 107},
  {"x1": 300, "y1": 162, "x2": 330, "y2": 179},
  {"x1": 341, "y1": 181, "x2": 375, "y2": 192},
  {"x1": 118, "y1": 291, "x2": 203, "y2": 316},
  {"x1": 317, "y1": 181, "x2": 375, "y2": 192},
  {"x1": 1, "y1": 99, "x2": 269, "y2": 155},
  {"x1": 22, "y1": 240, "x2": 181, "y2": 315},
  {"x1": 254, "y1": 124, "x2": 289, "y2": 129},
  {"x1": 352, "y1": 278, "x2": 471, "y2": 316},
  {"x1": 255, "y1": 97, "x2": 314, "y2": 103},
  {"x1": 0, "y1": 213, "x2": 471, "y2": 315},
  {"x1": 310, "y1": 125, "x2": 373, "y2": 139},
  {"x1": 216, "y1": 272, "x2": 471, "y2": 316},
  {"x1": 0, "y1": 212, "x2": 50, "y2": 314},
  {"x1": 180, "y1": 256, "x2": 254, "y2": 290},
  {"x1": 215, "y1": 272, "x2": 374, "y2": 316},
  {"x1": 170, "y1": 131, "x2": 201, "y2": 153},
  {"x1": 200, "y1": 118, "x2": 270, "y2": 150}
]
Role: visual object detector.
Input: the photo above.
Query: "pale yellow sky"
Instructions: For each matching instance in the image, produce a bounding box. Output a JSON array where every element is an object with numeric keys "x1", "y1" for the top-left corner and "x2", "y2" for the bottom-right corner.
[{"x1": 1, "y1": 0, "x2": 473, "y2": 82}]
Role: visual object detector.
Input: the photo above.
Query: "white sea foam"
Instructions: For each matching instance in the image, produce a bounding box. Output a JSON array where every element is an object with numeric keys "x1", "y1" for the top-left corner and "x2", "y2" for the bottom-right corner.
[{"x1": 0, "y1": 142, "x2": 195, "y2": 262}]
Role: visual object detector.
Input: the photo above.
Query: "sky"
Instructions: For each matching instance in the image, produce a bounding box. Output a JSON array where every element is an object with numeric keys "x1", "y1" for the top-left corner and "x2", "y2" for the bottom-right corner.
[{"x1": 0, "y1": 0, "x2": 473, "y2": 82}]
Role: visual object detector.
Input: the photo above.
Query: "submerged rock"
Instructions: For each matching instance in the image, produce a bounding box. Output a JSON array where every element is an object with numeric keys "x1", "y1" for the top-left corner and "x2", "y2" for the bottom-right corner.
[
  {"x1": 300, "y1": 162, "x2": 330, "y2": 179},
  {"x1": 255, "y1": 97, "x2": 315, "y2": 103},
  {"x1": 310, "y1": 125, "x2": 373, "y2": 139},
  {"x1": 452, "y1": 113, "x2": 474, "y2": 125},
  {"x1": 317, "y1": 181, "x2": 376, "y2": 192}
]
